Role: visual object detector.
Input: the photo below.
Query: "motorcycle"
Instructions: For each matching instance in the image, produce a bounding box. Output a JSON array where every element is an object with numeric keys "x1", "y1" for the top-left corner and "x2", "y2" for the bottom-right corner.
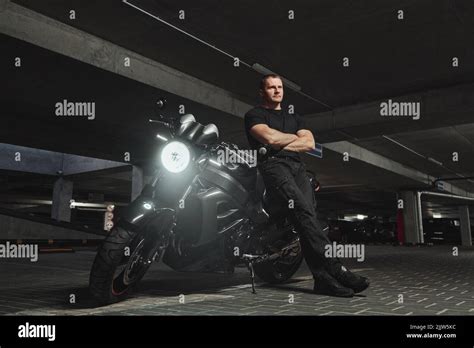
[{"x1": 89, "y1": 100, "x2": 303, "y2": 305}]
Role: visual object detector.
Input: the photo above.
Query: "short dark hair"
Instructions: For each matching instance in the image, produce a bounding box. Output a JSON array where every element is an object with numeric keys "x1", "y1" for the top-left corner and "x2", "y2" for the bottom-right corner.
[{"x1": 259, "y1": 74, "x2": 282, "y2": 90}]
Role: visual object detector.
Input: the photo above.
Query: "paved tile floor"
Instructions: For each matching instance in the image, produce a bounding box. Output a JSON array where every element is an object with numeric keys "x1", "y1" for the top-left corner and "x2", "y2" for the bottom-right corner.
[{"x1": 0, "y1": 245, "x2": 472, "y2": 316}]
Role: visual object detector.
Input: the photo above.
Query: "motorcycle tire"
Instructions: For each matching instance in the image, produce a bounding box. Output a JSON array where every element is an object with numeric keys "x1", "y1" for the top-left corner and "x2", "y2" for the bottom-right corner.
[{"x1": 89, "y1": 213, "x2": 173, "y2": 305}]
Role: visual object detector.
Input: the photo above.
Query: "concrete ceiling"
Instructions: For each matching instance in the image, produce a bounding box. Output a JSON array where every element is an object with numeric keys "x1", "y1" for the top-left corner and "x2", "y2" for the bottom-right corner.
[
  {"x1": 0, "y1": 33, "x2": 243, "y2": 163},
  {"x1": 11, "y1": 0, "x2": 474, "y2": 113}
]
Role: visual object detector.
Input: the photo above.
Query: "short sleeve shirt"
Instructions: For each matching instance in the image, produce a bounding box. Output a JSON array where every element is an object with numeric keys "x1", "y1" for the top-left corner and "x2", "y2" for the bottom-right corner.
[{"x1": 244, "y1": 106, "x2": 305, "y2": 160}]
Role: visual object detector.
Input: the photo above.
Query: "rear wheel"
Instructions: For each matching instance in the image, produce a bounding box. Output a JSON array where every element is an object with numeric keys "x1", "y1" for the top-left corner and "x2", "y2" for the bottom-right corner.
[{"x1": 89, "y1": 213, "x2": 173, "y2": 305}]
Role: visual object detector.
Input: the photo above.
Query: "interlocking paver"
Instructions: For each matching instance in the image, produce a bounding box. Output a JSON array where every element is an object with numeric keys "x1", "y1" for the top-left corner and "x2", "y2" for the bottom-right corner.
[{"x1": 0, "y1": 245, "x2": 473, "y2": 316}]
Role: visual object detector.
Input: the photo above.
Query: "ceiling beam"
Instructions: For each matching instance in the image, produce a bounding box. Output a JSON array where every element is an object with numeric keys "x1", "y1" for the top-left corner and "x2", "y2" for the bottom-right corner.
[
  {"x1": 324, "y1": 141, "x2": 474, "y2": 198},
  {"x1": 309, "y1": 83, "x2": 474, "y2": 142},
  {"x1": 0, "y1": 0, "x2": 252, "y2": 119},
  {"x1": 0, "y1": 143, "x2": 128, "y2": 176}
]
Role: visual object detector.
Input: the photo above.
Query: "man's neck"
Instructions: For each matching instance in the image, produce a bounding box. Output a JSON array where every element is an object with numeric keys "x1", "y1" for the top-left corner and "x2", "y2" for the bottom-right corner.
[{"x1": 260, "y1": 101, "x2": 281, "y2": 110}]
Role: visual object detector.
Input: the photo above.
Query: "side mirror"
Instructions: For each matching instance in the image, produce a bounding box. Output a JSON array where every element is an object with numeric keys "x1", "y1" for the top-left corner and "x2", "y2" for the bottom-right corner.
[
  {"x1": 179, "y1": 114, "x2": 196, "y2": 124},
  {"x1": 195, "y1": 123, "x2": 219, "y2": 145},
  {"x1": 156, "y1": 98, "x2": 167, "y2": 110}
]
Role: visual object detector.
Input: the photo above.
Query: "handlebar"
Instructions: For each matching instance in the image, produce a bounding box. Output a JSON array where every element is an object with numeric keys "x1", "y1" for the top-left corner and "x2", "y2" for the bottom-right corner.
[{"x1": 148, "y1": 119, "x2": 172, "y2": 128}]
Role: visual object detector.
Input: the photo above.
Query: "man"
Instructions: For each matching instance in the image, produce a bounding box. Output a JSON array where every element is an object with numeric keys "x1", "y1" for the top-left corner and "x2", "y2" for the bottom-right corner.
[{"x1": 244, "y1": 74, "x2": 369, "y2": 297}]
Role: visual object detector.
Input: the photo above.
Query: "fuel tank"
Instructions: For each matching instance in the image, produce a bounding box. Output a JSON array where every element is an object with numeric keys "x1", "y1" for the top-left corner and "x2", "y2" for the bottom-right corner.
[{"x1": 199, "y1": 145, "x2": 258, "y2": 206}]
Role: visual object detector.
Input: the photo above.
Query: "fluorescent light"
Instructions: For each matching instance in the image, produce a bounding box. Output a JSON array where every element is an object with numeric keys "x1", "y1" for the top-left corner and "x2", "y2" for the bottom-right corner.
[
  {"x1": 343, "y1": 214, "x2": 368, "y2": 221},
  {"x1": 156, "y1": 134, "x2": 168, "y2": 142},
  {"x1": 252, "y1": 63, "x2": 302, "y2": 92},
  {"x1": 433, "y1": 213, "x2": 442, "y2": 218}
]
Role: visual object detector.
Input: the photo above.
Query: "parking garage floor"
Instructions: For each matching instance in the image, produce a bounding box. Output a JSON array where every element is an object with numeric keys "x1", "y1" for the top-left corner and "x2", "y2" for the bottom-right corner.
[{"x1": 0, "y1": 245, "x2": 473, "y2": 316}]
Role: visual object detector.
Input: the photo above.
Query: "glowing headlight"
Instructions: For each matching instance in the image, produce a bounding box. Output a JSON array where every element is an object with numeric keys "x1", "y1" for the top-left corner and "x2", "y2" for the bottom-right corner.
[{"x1": 160, "y1": 141, "x2": 191, "y2": 173}]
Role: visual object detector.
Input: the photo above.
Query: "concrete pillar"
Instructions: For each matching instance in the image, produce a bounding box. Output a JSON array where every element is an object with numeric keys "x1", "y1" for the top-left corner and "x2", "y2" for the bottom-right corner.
[
  {"x1": 131, "y1": 166, "x2": 144, "y2": 202},
  {"x1": 51, "y1": 177, "x2": 73, "y2": 222},
  {"x1": 400, "y1": 191, "x2": 423, "y2": 244},
  {"x1": 0, "y1": 0, "x2": 9, "y2": 13},
  {"x1": 459, "y1": 205, "x2": 472, "y2": 247}
]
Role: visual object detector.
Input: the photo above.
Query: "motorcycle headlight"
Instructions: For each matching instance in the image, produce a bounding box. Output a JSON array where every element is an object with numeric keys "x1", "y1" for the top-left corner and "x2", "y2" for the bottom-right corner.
[{"x1": 160, "y1": 141, "x2": 191, "y2": 173}]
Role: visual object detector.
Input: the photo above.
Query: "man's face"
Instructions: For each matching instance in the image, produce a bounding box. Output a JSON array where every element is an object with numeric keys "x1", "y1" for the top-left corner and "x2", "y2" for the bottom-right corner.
[{"x1": 260, "y1": 77, "x2": 284, "y2": 104}]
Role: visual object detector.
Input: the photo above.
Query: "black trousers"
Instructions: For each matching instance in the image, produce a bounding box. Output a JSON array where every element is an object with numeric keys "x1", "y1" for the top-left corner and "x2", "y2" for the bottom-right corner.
[{"x1": 259, "y1": 156, "x2": 339, "y2": 278}]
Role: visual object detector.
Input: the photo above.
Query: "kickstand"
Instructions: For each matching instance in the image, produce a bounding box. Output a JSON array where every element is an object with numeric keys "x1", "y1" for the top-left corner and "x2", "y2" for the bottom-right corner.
[
  {"x1": 246, "y1": 261, "x2": 257, "y2": 294},
  {"x1": 243, "y1": 254, "x2": 265, "y2": 294}
]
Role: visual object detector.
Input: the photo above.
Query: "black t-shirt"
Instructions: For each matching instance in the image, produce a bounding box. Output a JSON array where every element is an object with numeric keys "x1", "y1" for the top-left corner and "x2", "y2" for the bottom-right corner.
[{"x1": 244, "y1": 106, "x2": 305, "y2": 160}]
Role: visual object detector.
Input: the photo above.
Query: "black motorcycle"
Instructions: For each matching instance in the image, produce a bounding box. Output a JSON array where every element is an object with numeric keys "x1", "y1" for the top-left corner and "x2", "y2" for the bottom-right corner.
[{"x1": 89, "y1": 101, "x2": 303, "y2": 305}]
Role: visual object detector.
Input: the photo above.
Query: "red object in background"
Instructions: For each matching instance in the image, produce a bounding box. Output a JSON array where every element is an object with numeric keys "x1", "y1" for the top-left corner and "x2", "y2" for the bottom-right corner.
[{"x1": 396, "y1": 209, "x2": 405, "y2": 244}]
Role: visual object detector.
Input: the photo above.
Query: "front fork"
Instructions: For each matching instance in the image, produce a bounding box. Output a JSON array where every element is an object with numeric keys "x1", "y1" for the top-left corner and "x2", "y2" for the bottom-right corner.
[{"x1": 119, "y1": 169, "x2": 198, "y2": 229}]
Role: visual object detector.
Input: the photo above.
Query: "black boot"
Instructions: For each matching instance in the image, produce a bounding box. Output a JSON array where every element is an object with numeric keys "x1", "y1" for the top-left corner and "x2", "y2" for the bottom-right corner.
[
  {"x1": 331, "y1": 264, "x2": 370, "y2": 294},
  {"x1": 313, "y1": 272, "x2": 354, "y2": 298}
]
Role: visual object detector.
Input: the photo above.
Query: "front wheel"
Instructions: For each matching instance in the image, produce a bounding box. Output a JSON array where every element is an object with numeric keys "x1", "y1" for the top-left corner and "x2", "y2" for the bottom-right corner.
[
  {"x1": 89, "y1": 213, "x2": 173, "y2": 305},
  {"x1": 253, "y1": 238, "x2": 303, "y2": 284}
]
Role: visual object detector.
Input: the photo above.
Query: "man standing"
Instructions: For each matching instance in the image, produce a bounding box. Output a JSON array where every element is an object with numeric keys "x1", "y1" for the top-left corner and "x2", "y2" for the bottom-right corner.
[{"x1": 244, "y1": 74, "x2": 369, "y2": 297}]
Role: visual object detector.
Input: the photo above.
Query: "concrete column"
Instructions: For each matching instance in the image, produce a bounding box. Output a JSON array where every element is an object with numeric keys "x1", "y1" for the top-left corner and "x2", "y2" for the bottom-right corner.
[
  {"x1": 459, "y1": 205, "x2": 472, "y2": 247},
  {"x1": 131, "y1": 166, "x2": 144, "y2": 202},
  {"x1": 0, "y1": 0, "x2": 9, "y2": 13},
  {"x1": 400, "y1": 191, "x2": 423, "y2": 244},
  {"x1": 51, "y1": 177, "x2": 73, "y2": 222}
]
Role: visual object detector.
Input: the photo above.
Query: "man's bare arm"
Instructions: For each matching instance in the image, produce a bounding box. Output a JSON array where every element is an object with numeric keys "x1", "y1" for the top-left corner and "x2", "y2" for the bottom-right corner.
[
  {"x1": 282, "y1": 129, "x2": 316, "y2": 152},
  {"x1": 250, "y1": 124, "x2": 298, "y2": 149}
]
